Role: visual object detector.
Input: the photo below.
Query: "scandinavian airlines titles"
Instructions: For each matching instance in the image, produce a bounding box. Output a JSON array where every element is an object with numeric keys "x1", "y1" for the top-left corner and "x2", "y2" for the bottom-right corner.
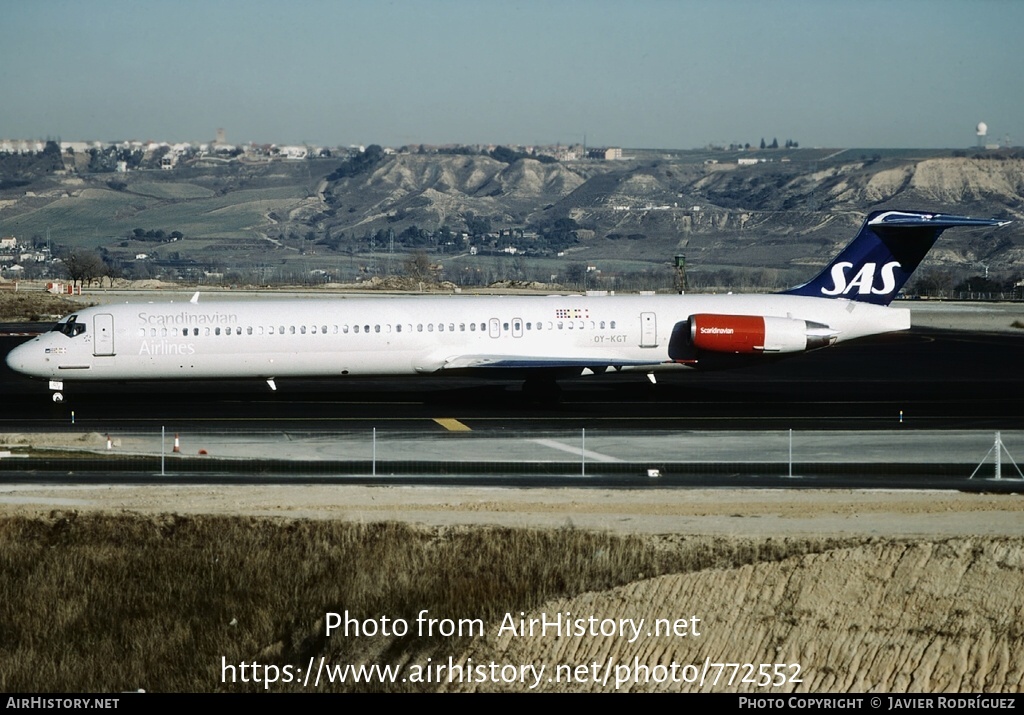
[{"x1": 138, "y1": 311, "x2": 238, "y2": 326}]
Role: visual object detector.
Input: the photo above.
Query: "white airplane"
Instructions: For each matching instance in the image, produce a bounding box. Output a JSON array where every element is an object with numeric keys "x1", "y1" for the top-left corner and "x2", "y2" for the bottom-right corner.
[{"x1": 5, "y1": 210, "x2": 1009, "y2": 402}]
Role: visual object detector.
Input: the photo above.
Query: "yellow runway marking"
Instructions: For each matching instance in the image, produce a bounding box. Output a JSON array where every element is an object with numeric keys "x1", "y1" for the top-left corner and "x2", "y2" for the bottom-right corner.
[{"x1": 433, "y1": 418, "x2": 472, "y2": 432}]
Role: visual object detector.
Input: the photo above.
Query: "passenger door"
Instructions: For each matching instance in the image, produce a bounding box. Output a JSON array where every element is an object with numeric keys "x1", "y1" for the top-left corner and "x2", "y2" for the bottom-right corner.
[{"x1": 93, "y1": 313, "x2": 115, "y2": 356}]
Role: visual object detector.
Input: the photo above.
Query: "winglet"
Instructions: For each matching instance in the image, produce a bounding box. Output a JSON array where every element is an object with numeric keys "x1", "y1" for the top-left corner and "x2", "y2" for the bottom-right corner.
[{"x1": 190, "y1": 291, "x2": 200, "y2": 304}]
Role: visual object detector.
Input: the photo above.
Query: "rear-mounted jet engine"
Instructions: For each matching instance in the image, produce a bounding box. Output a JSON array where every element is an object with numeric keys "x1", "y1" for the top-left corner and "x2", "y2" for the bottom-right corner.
[{"x1": 669, "y1": 313, "x2": 838, "y2": 363}]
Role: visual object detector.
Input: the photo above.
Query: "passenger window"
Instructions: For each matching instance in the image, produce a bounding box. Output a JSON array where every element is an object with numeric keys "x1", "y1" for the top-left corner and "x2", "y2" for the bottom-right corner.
[
  {"x1": 354, "y1": 325, "x2": 360, "y2": 334},
  {"x1": 375, "y1": 325, "x2": 381, "y2": 333},
  {"x1": 610, "y1": 321, "x2": 616, "y2": 329},
  {"x1": 301, "y1": 326, "x2": 306, "y2": 334},
  {"x1": 438, "y1": 324, "x2": 444, "y2": 332},
  {"x1": 216, "y1": 328, "x2": 221, "y2": 336}
]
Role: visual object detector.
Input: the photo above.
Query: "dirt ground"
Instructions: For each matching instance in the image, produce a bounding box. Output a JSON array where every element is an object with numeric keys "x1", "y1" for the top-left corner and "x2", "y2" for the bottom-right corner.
[{"x1": 0, "y1": 483, "x2": 1021, "y2": 538}]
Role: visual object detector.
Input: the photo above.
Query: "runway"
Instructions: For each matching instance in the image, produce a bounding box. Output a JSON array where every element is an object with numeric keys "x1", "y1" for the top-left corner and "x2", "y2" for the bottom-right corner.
[
  {"x1": 1, "y1": 326, "x2": 1023, "y2": 433},
  {"x1": 2, "y1": 321, "x2": 1024, "y2": 490}
]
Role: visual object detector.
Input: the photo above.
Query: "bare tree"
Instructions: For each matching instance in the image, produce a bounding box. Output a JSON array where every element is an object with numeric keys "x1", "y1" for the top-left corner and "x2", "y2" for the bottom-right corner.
[
  {"x1": 403, "y1": 250, "x2": 433, "y2": 284},
  {"x1": 63, "y1": 249, "x2": 105, "y2": 289}
]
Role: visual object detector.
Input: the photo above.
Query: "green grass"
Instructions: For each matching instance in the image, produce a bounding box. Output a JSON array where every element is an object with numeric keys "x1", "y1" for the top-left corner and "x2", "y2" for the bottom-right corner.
[
  {"x1": 127, "y1": 182, "x2": 217, "y2": 200},
  {"x1": 0, "y1": 186, "x2": 306, "y2": 246}
]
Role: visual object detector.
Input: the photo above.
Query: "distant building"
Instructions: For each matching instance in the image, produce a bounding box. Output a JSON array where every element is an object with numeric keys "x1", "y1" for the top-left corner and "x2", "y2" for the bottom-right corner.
[
  {"x1": 0, "y1": 236, "x2": 16, "y2": 250},
  {"x1": 586, "y1": 147, "x2": 624, "y2": 160}
]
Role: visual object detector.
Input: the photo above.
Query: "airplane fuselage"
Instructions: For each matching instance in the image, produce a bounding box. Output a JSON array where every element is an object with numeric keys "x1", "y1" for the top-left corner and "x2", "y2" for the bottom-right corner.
[{"x1": 6, "y1": 292, "x2": 909, "y2": 382}]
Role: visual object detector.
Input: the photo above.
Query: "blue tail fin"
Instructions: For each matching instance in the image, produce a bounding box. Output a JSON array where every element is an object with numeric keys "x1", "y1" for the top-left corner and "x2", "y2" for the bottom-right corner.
[{"x1": 783, "y1": 210, "x2": 1009, "y2": 305}]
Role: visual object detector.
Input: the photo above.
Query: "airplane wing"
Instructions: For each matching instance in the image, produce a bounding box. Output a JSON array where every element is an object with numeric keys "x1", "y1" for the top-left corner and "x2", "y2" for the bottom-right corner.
[{"x1": 434, "y1": 354, "x2": 665, "y2": 372}]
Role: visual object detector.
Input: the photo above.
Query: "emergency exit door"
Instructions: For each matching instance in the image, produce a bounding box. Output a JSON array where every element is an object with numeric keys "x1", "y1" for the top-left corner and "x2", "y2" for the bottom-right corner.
[{"x1": 640, "y1": 312, "x2": 657, "y2": 348}]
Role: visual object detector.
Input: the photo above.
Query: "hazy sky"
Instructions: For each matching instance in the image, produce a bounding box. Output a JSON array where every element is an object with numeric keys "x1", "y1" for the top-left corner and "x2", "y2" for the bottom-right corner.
[{"x1": 3, "y1": 0, "x2": 1021, "y2": 149}]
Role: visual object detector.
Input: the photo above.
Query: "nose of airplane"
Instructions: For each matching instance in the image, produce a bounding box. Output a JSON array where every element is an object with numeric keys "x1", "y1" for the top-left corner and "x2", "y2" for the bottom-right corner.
[{"x1": 6, "y1": 341, "x2": 37, "y2": 376}]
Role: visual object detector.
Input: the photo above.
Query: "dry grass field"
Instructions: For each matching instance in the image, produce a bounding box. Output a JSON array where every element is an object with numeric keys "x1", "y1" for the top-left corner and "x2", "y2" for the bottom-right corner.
[{"x1": 0, "y1": 487, "x2": 1020, "y2": 693}]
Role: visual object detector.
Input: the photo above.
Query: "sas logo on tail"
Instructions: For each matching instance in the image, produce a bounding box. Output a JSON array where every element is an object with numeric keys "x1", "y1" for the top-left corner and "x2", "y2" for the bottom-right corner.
[{"x1": 820, "y1": 261, "x2": 901, "y2": 296}]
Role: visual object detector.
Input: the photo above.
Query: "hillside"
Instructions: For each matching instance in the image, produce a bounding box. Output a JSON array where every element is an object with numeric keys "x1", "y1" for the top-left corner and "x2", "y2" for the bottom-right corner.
[{"x1": 0, "y1": 149, "x2": 1020, "y2": 288}]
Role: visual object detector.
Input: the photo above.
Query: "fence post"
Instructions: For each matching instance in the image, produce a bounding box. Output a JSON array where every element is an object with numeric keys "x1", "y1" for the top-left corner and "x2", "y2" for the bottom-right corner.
[
  {"x1": 788, "y1": 429, "x2": 793, "y2": 478},
  {"x1": 582, "y1": 427, "x2": 586, "y2": 477},
  {"x1": 996, "y1": 431, "x2": 1002, "y2": 481}
]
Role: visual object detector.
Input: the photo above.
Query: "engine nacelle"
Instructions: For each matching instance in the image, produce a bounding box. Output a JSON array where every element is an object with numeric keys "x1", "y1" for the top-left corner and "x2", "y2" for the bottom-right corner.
[{"x1": 671, "y1": 313, "x2": 837, "y2": 359}]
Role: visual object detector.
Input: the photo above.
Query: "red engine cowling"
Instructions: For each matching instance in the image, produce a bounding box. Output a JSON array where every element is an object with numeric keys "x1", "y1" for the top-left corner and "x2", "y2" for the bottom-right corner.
[{"x1": 688, "y1": 314, "x2": 836, "y2": 354}]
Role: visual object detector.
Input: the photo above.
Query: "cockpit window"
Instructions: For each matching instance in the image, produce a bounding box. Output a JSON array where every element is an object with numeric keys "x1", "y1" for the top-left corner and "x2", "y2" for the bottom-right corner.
[{"x1": 51, "y1": 315, "x2": 86, "y2": 338}]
